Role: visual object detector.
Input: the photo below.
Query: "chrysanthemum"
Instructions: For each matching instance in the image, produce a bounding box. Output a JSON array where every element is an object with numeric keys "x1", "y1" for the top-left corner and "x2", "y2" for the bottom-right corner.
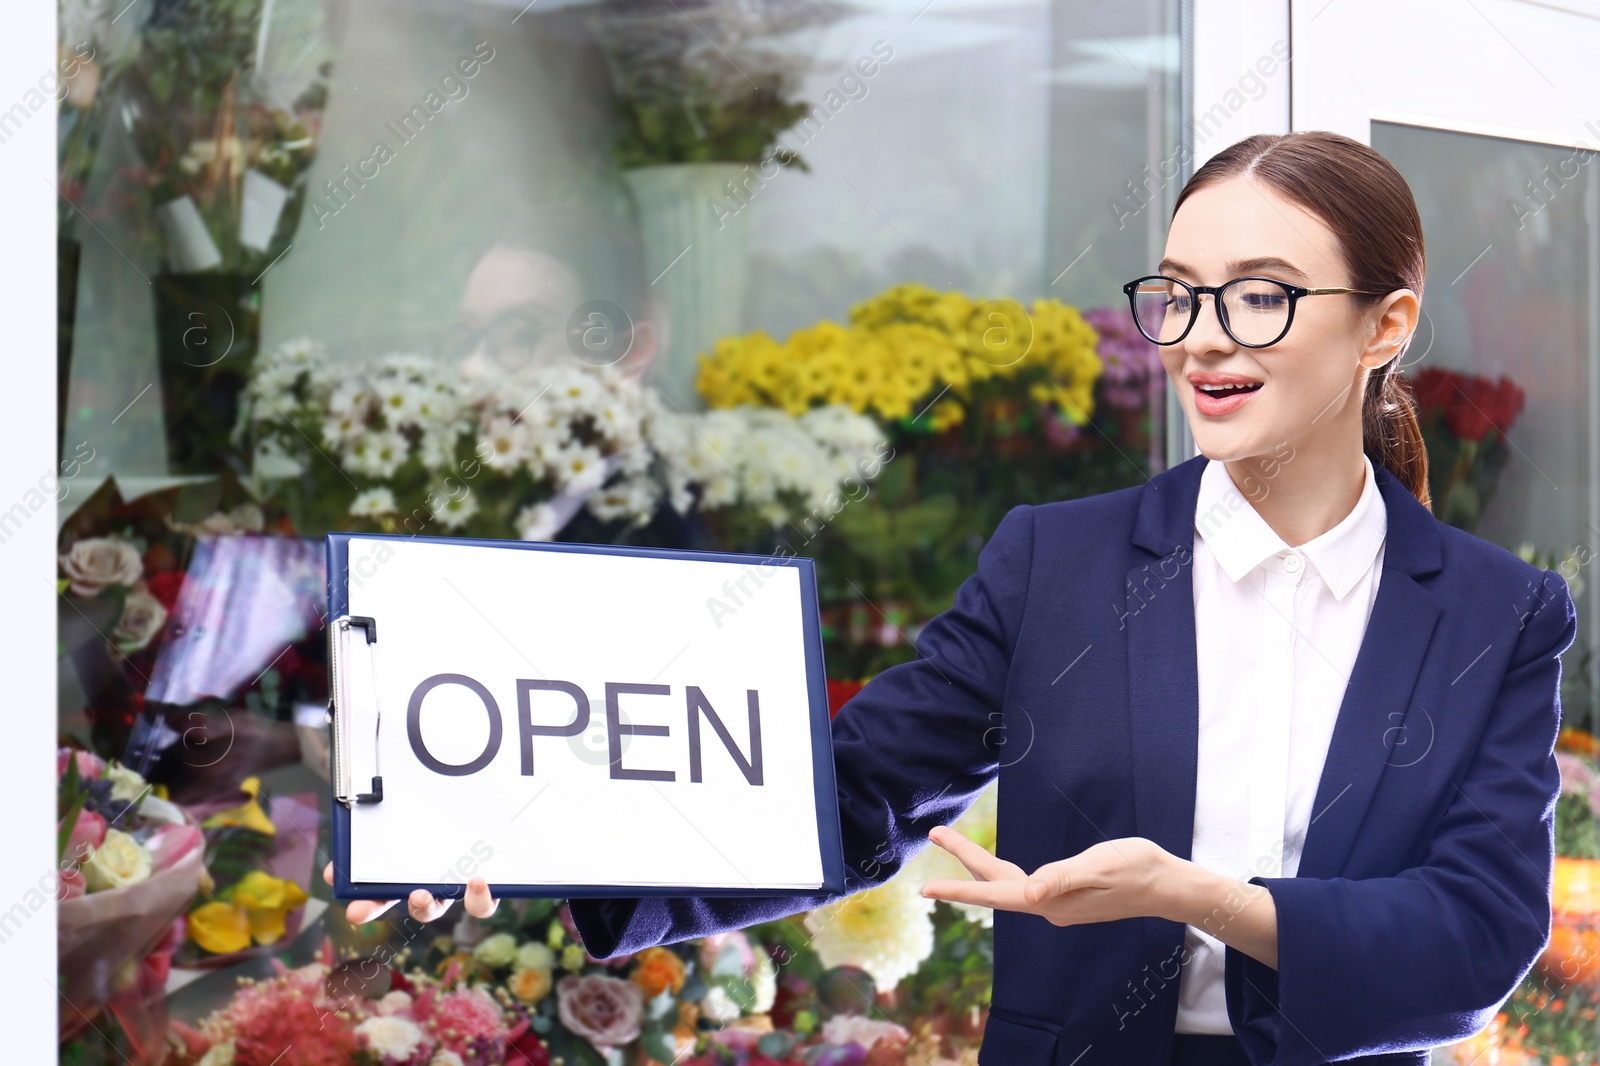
[{"x1": 803, "y1": 872, "x2": 935, "y2": 990}]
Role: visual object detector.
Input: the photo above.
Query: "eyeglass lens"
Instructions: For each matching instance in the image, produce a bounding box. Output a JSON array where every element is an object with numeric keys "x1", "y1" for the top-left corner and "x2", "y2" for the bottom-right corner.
[{"x1": 1129, "y1": 277, "x2": 1295, "y2": 347}]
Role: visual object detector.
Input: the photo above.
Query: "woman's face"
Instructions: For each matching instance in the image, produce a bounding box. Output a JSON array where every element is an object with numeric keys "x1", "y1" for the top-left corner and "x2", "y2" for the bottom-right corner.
[{"x1": 1157, "y1": 175, "x2": 1399, "y2": 466}]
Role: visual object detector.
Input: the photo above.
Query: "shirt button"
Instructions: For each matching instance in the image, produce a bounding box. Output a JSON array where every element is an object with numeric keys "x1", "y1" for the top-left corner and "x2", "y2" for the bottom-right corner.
[{"x1": 1283, "y1": 553, "x2": 1302, "y2": 573}]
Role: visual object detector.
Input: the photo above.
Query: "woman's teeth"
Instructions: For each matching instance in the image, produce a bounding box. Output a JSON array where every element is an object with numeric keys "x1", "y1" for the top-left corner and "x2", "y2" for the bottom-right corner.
[{"x1": 1197, "y1": 383, "x2": 1262, "y2": 394}]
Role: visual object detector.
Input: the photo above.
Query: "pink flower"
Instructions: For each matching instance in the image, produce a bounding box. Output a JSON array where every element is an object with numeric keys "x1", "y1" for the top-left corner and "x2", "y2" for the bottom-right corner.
[
  {"x1": 556, "y1": 973, "x2": 644, "y2": 1050},
  {"x1": 61, "y1": 809, "x2": 106, "y2": 866},
  {"x1": 1557, "y1": 751, "x2": 1596, "y2": 797},
  {"x1": 57, "y1": 748, "x2": 105, "y2": 783},
  {"x1": 58, "y1": 866, "x2": 86, "y2": 901},
  {"x1": 698, "y1": 930, "x2": 757, "y2": 978}
]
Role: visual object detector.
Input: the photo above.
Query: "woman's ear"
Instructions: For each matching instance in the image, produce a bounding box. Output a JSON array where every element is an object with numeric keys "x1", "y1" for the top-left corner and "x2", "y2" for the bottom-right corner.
[{"x1": 1361, "y1": 288, "x2": 1420, "y2": 371}]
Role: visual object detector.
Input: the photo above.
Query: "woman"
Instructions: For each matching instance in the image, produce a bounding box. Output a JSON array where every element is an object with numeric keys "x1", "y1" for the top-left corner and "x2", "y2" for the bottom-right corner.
[{"x1": 326, "y1": 132, "x2": 1577, "y2": 1066}]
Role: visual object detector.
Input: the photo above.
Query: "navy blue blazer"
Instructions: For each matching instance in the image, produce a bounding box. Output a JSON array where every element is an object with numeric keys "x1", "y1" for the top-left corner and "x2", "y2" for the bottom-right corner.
[{"x1": 568, "y1": 452, "x2": 1578, "y2": 1066}]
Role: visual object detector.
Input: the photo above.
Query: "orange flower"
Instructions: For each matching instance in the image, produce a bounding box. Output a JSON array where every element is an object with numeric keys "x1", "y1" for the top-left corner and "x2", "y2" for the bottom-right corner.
[
  {"x1": 1558, "y1": 727, "x2": 1600, "y2": 760},
  {"x1": 629, "y1": 946, "x2": 686, "y2": 998}
]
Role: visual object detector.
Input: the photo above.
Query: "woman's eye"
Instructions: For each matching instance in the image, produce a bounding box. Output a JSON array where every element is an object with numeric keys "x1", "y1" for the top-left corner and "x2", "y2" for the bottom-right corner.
[{"x1": 1239, "y1": 292, "x2": 1287, "y2": 311}]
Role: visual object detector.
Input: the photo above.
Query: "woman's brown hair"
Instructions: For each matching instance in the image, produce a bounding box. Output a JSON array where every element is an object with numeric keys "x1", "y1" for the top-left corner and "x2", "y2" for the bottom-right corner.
[{"x1": 1170, "y1": 130, "x2": 1432, "y2": 511}]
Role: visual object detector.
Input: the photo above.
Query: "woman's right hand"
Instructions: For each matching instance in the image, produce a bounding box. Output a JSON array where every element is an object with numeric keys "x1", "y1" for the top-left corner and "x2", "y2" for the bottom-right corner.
[{"x1": 321, "y1": 861, "x2": 499, "y2": 923}]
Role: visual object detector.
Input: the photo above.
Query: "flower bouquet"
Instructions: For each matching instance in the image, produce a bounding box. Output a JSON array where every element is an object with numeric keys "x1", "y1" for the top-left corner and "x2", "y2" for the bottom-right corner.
[
  {"x1": 1404, "y1": 366, "x2": 1527, "y2": 532},
  {"x1": 586, "y1": 0, "x2": 846, "y2": 171},
  {"x1": 108, "y1": 0, "x2": 340, "y2": 472},
  {"x1": 166, "y1": 939, "x2": 531, "y2": 1066},
  {"x1": 236, "y1": 337, "x2": 888, "y2": 543},
  {"x1": 176, "y1": 778, "x2": 319, "y2": 968},
  {"x1": 57, "y1": 749, "x2": 205, "y2": 1054}
]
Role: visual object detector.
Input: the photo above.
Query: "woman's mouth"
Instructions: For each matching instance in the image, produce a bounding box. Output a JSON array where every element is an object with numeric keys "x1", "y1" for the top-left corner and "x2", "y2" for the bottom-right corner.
[{"x1": 1192, "y1": 381, "x2": 1264, "y2": 417}]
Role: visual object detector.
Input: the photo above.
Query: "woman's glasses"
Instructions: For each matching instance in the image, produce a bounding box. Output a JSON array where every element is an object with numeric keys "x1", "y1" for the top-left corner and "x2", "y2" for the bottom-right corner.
[{"x1": 1122, "y1": 275, "x2": 1379, "y2": 349}]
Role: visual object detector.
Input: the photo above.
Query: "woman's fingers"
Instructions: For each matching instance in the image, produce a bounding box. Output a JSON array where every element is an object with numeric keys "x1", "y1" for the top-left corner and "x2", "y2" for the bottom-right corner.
[
  {"x1": 926, "y1": 825, "x2": 1019, "y2": 881},
  {"x1": 464, "y1": 877, "x2": 499, "y2": 919},
  {"x1": 346, "y1": 897, "x2": 402, "y2": 924},
  {"x1": 408, "y1": 888, "x2": 456, "y2": 923}
]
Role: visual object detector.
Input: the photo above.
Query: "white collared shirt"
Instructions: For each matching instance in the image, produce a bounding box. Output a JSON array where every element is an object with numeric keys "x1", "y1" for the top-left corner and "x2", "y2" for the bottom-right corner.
[{"x1": 1174, "y1": 453, "x2": 1389, "y2": 1034}]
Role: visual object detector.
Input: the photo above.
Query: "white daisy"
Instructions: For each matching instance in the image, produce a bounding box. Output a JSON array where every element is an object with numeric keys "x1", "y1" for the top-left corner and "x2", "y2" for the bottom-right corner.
[{"x1": 349, "y1": 487, "x2": 397, "y2": 517}]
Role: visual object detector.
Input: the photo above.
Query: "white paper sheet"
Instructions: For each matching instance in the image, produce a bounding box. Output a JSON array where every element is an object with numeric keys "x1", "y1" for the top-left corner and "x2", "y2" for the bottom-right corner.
[{"x1": 340, "y1": 537, "x2": 826, "y2": 891}]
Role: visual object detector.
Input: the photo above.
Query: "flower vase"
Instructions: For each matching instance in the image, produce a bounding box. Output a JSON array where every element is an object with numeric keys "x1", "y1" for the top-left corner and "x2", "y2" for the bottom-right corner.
[
  {"x1": 622, "y1": 163, "x2": 752, "y2": 412},
  {"x1": 151, "y1": 272, "x2": 262, "y2": 476}
]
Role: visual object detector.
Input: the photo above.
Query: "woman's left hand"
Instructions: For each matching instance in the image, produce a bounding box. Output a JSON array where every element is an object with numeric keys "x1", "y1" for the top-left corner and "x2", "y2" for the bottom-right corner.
[{"x1": 918, "y1": 826, "x2": 1189, "y2": 926}]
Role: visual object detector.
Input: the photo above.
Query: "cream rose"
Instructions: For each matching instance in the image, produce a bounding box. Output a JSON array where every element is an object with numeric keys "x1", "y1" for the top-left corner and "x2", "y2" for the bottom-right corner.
[
  {"x1": 102, "y1": 762, "x2": 149, "y2": 804},
  {"x1": 355, "y1": 1015, "x2": 425, "y2": 1060},
  {"x1": 556, "y1": 972, "x2": 644, "y2": 1049},
  {"x1": 82, "y1": 829, "x2": 153, "y2": 891},
  {"x1": 515, "y1": 941, "x2": 555, "y2": 972},
  {"x1": 59, "y1": 537, "x2": 142, "y2": 597},
  {"x1": 112, "y1": 588, "x2": 168, "y2": 651}
]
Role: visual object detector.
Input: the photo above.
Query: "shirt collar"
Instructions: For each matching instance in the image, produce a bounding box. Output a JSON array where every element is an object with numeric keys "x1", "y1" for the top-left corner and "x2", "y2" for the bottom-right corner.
[{"x1": 1193, "y1": 452, "x2": 1388, "y2": 601}]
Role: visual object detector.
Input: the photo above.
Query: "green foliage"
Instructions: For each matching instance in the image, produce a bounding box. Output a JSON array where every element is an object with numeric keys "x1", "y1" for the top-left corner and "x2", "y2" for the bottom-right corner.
[
  {"x1": 610, "y1": 85, "x2": 813, "y2": 170},
  {"x1": 1557, "y1": 790, "x2": 1600, "y2": 861}
]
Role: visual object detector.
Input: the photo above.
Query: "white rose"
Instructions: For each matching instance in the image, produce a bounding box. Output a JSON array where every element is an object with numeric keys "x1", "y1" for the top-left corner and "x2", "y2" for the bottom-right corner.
[
  {"x1": 472, "y1": 931, "x2": 518, "y2": 968},
  {"x1": 375, "y1": 989, "x2": 413, "y2": 1016},
  {"x1": 103, "y1": 762, "x2": 149, "y2": 804},
  {"x1": 83, "y1": 829, "x2": 153, "y2": 891},
  {"x1": 112, "y1": 588, "x2": 168, "y2": 652},
  {"x1": 355, "y1": 1015, "x2": 425, "y2": 1060},
  {"x1": 59, "y1": 537, "x2": 143, "y2": 597},
  {"x1": 429, "y1": 1053, "x2": 465, "y2": 1066}
]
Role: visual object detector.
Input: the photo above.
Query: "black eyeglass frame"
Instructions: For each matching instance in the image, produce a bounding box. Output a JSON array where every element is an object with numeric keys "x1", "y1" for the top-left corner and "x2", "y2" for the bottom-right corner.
[{"x1": 1121, "y1": 274, "x2": 1382, "y2": 349}]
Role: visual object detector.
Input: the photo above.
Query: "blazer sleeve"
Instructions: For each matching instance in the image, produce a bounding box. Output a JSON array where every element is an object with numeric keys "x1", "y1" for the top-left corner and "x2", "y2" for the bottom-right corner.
[
  {"x1": 1222, "y1": 567, "x2": 1578, "y2": 1065},
  {"x1": 568, "y1": 502, "x2": 1036, "y2": 959}
]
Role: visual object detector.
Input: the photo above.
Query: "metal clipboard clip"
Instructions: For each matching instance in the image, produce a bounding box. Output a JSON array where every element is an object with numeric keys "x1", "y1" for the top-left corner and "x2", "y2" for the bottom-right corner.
[{"x1": 327, "y1": 614, "x2": 384, "y2": 807}]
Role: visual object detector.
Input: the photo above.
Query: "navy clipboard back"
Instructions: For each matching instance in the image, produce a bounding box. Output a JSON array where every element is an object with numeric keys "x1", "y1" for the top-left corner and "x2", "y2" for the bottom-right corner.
[{"x1": 325, "y1": 531, "x2": 846, "y2": 902}]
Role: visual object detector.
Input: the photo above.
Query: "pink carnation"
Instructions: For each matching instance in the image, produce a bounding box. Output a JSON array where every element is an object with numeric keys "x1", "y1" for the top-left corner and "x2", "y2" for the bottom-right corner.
[
  {"x1": 414, "y1": 983, "x2": 508, "y2": 1060},
  {"x1": 556, "y1": 973, "x2": 644, "y2": 1050},
  {"x1": 1557, "y1": 751, "x2": 1596, "y2": 797}
]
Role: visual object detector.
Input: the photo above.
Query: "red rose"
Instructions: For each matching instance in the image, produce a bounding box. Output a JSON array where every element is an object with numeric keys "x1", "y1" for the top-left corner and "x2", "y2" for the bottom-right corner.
[
  {"x1": 1406, "y1": 368, "x2": 1457, "y2": 414},
  {"x1": 506, "y1": 1028, "x2": 550, "y2": 1066},
  {"x1": 1444, "y1": 373, "x2": 1513, "y2": 442},
  {"x1": 145, "y1": 570, "x2": 185, "y2": 611}
]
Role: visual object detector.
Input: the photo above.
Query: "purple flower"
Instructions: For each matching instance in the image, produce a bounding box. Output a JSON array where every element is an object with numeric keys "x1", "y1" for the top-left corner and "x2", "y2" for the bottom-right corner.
[{"x1": 1084, "y1": 305, "x2": 1162, "y2": 412}]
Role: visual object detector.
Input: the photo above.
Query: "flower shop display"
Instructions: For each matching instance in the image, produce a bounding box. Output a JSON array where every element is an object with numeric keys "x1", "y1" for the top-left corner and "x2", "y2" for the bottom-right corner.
[
  {"x1": 58, "y1": 474, "x2": 320, "y2": 797},
  {"x1": 155, "y1": 783, "x2": 996, "y2": 1066},
  {"x1": 587, "y1": 0, "x2": 848, "y2": 408},
  {"x1": 1404, "y1": 366, "x2": 1527, "y2": 532},
  {"x1": 108, "y1": 0, "x2": 340, "y2": 474},
  {"x1": 695, "y1": 283, "x2": 1155, "y2": 678},
  {"x1": 236, "y1": 337, "x2": 887, "y2": 544},
  {"x1": 57, "y1": 749, "x2": 205, "y2": 1055}
]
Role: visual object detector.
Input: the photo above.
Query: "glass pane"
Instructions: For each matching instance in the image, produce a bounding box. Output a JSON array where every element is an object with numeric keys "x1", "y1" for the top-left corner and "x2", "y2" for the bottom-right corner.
[
  {"x1": 1372, "y1": 121, "x2": 1600, "y2": 745},
  {"x1": 55, "y1": 0, "x2": 1183, "y2": 1059}
]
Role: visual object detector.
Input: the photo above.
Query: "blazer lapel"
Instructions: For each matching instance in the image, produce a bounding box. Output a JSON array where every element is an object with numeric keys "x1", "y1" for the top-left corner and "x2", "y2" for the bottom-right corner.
[{"x1": 1123, "y1": 455, "x2": 1445, "y2": 878}]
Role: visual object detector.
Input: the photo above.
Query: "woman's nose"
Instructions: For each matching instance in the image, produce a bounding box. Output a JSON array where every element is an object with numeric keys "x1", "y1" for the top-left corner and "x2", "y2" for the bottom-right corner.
[{"x1": 1184, "y1": 293, "x2": 1237, "y2": 356}]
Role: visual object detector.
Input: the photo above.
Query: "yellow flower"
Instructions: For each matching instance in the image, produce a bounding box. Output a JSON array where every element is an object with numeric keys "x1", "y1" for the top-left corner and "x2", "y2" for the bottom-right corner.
[
  {"x1": 508, "y1": 965, "x2": 552, "y2": 1004},
  {"x1": 230, "y1": 870, "x2": 308, "y2": 945},
  {"x1": 560, "y1": 943, "x2": 586, "y2": 972},
  {"x1": 202, "y1": 777, "x2": 275, "y2": 836},
  {"x1": 188, "y1": 901, "x2": 252, "y2": 954}
]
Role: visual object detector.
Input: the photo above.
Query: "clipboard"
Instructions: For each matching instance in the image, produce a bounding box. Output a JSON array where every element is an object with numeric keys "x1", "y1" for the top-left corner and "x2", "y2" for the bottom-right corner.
[{"x1": 325, "y1": 531, "x2": 847, "y2": 902}]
